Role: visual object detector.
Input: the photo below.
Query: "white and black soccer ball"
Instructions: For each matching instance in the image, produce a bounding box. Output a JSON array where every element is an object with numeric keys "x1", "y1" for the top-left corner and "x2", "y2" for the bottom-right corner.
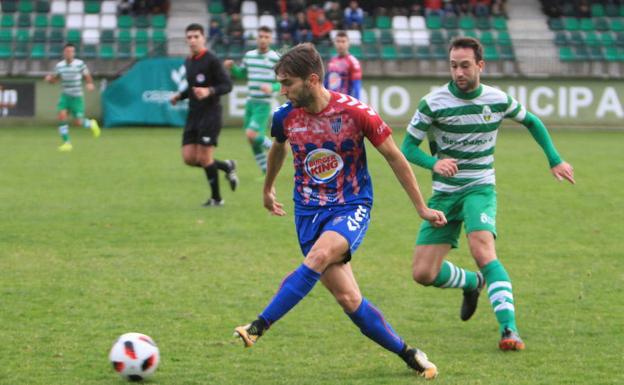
[{"x1": 109, "y1": 332, "x2": 160, "y2": 381}]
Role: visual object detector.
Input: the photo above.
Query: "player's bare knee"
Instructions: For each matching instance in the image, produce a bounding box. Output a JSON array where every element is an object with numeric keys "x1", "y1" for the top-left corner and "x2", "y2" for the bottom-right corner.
[
  {"x1": 412, "y1": 268, "x2": 436, "y2": 286},
  {"x1": 334, "y1": 292, "x2": 361, "y2": 313},
  {"x1": 245, "y1": 130, "x2": 257, "y2": 142},
  {"x1": 304, "y1": 248, "x2": 333, "y2": 272}
]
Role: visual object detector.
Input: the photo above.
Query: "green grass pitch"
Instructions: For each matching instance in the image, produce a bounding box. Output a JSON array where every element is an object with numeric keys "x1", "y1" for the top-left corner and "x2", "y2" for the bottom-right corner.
[{"x1": 1, "y1": 126, "x2": 622, "y2": 385}]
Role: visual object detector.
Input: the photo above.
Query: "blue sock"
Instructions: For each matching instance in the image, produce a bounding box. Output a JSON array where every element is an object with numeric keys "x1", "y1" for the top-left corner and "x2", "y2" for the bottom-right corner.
[
  {"x1": 259, "y1": 264, "x2": 321, "y2": 325},
  {"x1": 347, "y1": 298, "x2": 405, "y2": 354}
]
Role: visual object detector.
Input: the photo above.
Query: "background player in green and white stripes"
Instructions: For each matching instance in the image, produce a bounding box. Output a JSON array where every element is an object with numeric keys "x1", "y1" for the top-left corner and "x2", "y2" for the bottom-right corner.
[
  {"x1": 44, "y1": 43, "x2": 100, "y2": 152},
  {"x1": 402, "y1": 37, "x2": 575, "y2": 351},
  {"x1": 223, "y1": 26, "x2": 280, "y2": 174}
]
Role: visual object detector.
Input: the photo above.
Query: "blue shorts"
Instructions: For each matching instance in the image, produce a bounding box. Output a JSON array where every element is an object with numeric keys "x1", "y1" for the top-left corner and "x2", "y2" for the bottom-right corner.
[{"x1": 295, "y1": 204, "x2": 371, "y2": 261}]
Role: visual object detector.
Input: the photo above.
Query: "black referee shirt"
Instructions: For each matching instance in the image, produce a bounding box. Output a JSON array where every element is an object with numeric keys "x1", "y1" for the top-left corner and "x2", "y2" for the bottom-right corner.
[{"x1": 179, "y1": 49, "x2": 232, "y2": 112}]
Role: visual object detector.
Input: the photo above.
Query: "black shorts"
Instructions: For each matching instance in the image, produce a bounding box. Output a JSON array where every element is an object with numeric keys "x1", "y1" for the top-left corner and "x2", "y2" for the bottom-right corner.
[{"x1": 182, "y1": 105, "x2": 222, "y2": 146}]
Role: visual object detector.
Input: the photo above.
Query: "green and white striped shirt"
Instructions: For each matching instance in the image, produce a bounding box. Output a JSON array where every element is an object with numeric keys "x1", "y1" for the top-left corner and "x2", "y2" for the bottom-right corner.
[
  {"x1": 407, "y1": 82, "x2": 527, "y2": 193},
  {"x1": 54, "y1": 59, "x2": 89, "y2": 97},
  {"x1": 239, "y1": 49, "x2": 280, "y2": 101}
]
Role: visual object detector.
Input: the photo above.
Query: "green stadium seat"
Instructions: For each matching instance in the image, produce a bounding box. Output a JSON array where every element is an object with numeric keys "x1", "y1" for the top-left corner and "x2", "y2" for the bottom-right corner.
[
  {"x1": 589, "y1": 46, "x2": 603, "y2": 60},
  {"x1": 600, "y1": 32, "x2": 615, "y2": 46},
  {"x1": 492, "y1": 16, "x2": 507, "y2": 31},
  {"x1": 584, "y1": 31, "x2": 600, "y2": 46},
  {"x1": 563, "y1": 17, "x2": 580, "y2": 31},
  {"x1": 0, "y1": 29, "x2": 13, "y2": 43},
  {"x1": 499, "y1": 45, "x2": 515, "y2": 60},
  {"x1": 476, "y1": 16, "x2": 491, "y2": 30},
  {"x1": 100, "y1": 29, "x2": 115, "y2": 43},
  {"x1": 34, "y1": 14, "x2": 48, "y2": 28},
  {"x1": 446, "y1": 29, "x2": 459, "y2": 41},
  {"x1": 229, "y1": 43, "x2": 244, "y2": 60},
  {"x1": 594, "y1": 17, "x2": 609, "y2": 31},
  {"x1": 0, "y1": 43, "x2": 12, "y2": 59},
  {"x1": 152, "y1": 29, "x2": 167, "y2": 43},
  {"x1": 118, "y1": 29, "x2": 132, "y2": 43},
  {"x1": 569, "y1": 31, "x2": 584, "y2": 46},
  {"x1": 591, "y1": 4, "x2": 605, "y2": 17},
  {"x1": 431, "y1": 44, "x2": 447, "y2": 59},
  {"x1": 415, "y1": 45, "x2": 431, "y2": 60},
  {"x1": 442, "y1": 15, "x2": 458, "y2": 30},
  {"x1": 82, "y1": 44, "x2": 97, "y2": 59},
  {"x1": 459, "y1": 15, "x2": 475, "y2": 30},
  {"x1": 620, "y1": 5, "x2": 624, "y2": 17},
  {"x1": 1, "y1": 15, "x2": 15, "y2": 28},
  {"x1": 50, "y1": 14, "x2": 65, "y2": 28},
  {"x1": 152, "y1": 14, "x2": 166, "y2": 29},
  {"x1": 118, "y1": 42, "x2": 132, "y2": 59},
  {"x1": 426, "y1": 15, "x2": 442, "y2": 29},
  {"x1": 153, "y1": 42, "x2": 167, "y2": 56},
  {"x1": 213, "y1": 42, "x2": 226, "y2": 58},
  {"x1": 135, "y1": 16, "x2": 150, "y2": 29},
  {"x1": 430, "y1": 30, "x2": 445, "y2": 45},
  {"x1": 380, "y1": 44, "x2": 397, "y2": 60},
  {"x1": 480, "y1": 30, "x2": 495, "y2": 45},
  {"x1": 554, "y1": 31, "x2": 568, "y2": 46},
  {"x1": 135, "y1": 29, "x2": 149, "y2": 43},
  {"x1": 208, "y1": 2, "x2": 224, "y2": 14},
  {"x1": 464, "y1": 29, "x2": 478, "y2": 39},
  {"x1": 349, "y1": 45, "x2": 362, "y2": 59},
  {"x1": 362, "y1": 43, "x2": 378, "y2": 60},
  {"x1": 1, "y1": 1, "x2": 18, "y2": 13},
  {"x1": 17, "y1": 14, "x2": 32, "y2": 28},
  {"x1": 48, "y1": 42, "x2": 63, "y2": 59},
  {"x1": 605, "y1": 4, "x2": 619, "y2": 17},
  {"x1": 616, "y1": 32, "x2": 624, "y2": 47},
  {"x1": 15, "y1": 29, "x2": 30, "y2": 43},
  {"x1": 85, "y1": 1, "x2": 101, "y2": 14},
  {"x1": 99, "y1": 43, "x2": 115, "y2": 59},
  {"x1": 379, "y1": 29, "x2": 393, "y2": 44},
  {"x1": 33, "y1": 28, "x2": 46, "y2": 42},
  {"x1": 362, "y1": 29, "x2": 377, "y2": 44},
  {"x1": 548, "y1": 17, "x2": 563, "y2": 31},
  {"x1": 483, "y1": 45, "x2": 499, "y2": 60},
  {"x1": 35, "y1": 1, "x2": 50, "y2": 13},
  {"x1": 376, "y1": 16, "x2": 391, "y2": 29},
  {"x1": 397, "y1": 45, "x2": 414, "y2": 59},
  {"x1": 604, "y1": 46, "x2": 617, "y2": 61},
  {"x1": 362, "y1": 16, "x2": 374, "y2": 29},
  {"x1": 49, "y1": 28, "x2": 64, "y2": 43},
  {"x1": 562, "y1": 3, "x2": 575, "y2": 17},
  {"x1": 67, "y1": 29, "x2": 81, "y2": 45},
  {"x1": 580, "y1": 18, "x2": 594, "y2": 31},
  {"x1": 574, "y1": 45, "x2": 589, "y2": 60},
  {"x1": 559, "y1": 46, "x2": 574, "y2": 61},
  {"x1": 118, "y1": 15, "x2": 132, "y2": 29},
  {"x1": 14, "y1": 41, "x2": 29, "y2": 58},
  {"x1": 19, "y1": 0, "x2": 34, "y2": 13},
  {"x1": 610, "y1": 18, "x2": 624, "y2": 32},
  {"x1": 31, "y1": 42, "x2": 46, "y2": 59}
]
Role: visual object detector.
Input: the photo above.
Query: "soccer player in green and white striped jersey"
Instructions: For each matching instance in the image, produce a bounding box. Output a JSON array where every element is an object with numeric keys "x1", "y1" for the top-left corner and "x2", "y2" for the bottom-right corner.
[
  {"x1": 402, "y1": 37, "x2": 575, "y2": 351},
  {"x1": 224, "y1": 26, "x2": 280, "y2": 174},
  {"x1": 44, "y1": 43, "x2": 100, "y2": 152}
]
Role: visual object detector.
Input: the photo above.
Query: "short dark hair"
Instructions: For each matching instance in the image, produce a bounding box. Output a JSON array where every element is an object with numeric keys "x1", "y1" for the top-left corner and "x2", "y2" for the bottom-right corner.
[
  {"x1": 449, "y1": 37, "x2": 483, "y2": 62},
  {"x1": 275, "y1": 43, "x2": 324, "y2": 80},
  {"x1": 185, "y1": 23, "x2": 204, "y2": 35},
  {"x1": 335, "y1": 30, "x2": 348, "y2": 39},
  {"x1": 258, "y1": 25, "x2": 272, "y2": 34},
  {"x1": 64, "y1": 43, "x2": 75, "y2": 49}
]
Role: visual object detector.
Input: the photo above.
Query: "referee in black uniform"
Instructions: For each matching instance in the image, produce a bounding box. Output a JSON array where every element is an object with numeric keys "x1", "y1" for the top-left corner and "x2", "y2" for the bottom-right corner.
[{"x1": 170, "y1": 23, "x2": 237, "y2": 207}]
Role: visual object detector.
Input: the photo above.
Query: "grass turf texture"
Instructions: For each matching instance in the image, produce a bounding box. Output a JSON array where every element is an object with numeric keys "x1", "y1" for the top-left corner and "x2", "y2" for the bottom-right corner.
[{"x1": 1, "y1": 126, "x2": 622, "y2": 385}]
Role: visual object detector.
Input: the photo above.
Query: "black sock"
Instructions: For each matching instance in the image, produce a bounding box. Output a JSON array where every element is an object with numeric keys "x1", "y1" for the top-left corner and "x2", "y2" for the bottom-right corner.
[
  {"x1": 204, "y1": 163, "x2": 221, "y2": 201},
  {"x1": 214, "y1": 159, "x2": 230, "y2": 172}
]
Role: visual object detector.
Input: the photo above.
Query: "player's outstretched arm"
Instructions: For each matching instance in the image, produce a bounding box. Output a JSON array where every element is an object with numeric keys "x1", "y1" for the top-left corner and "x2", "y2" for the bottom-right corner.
[
  {"x1": 376, "y1": 136, "x2": 447, "y2": 227},
  {"x1": 522, "y1": 112, "x2": 575, "y2": 184},
  {"x1": 263, "y1": 140, "x2": 288, "y2": 216}
]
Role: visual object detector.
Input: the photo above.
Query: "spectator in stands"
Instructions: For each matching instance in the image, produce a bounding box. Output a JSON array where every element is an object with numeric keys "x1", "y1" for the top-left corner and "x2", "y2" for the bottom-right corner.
[
  {"x1": 325, "y1": 1, "x2": 344, "y2": 30},
  {"x1": 227, "y1": 13, "x2": 245, "y2": 44},
  {"x1": 456, "y1": 0, "x2": 471, "y2": 15},
  {"x1": 293, "y1": 11, "x2": 313, "y2": 44},
  {"x1": 542, "y1": 0, "x2": 562, "y2": 18},
  {"x1": 277, "y1": 12, "x2": 295, "y2": 46},
  {"x1": 209, "y1": 19, "x2": 224, "y2": 44},
  {"x1": 118, "y1": 0, "x2": 133, "y2": 15},
  {"x1": 151, "y1": 0, "x2": 170, "y2": 14},
  {"x1": 577, "y1": 0, "x2": 591, "y2": 18},
  {"x1": 344, "y1": 1, "x2": 364, "y2": 30},
  {"x1": 442, "y1": 0, "x2": 457, "y2": 16},
  {"x1": 311, "y1": 12, "x2": 334, "y2": 43},
  {"x1": 132, "y1": 0, "x2": 150, "y2": 15},
  {"x1": 288, "y1": 0, "x2": 307, "y2": 13},
  {"x1": 424, "y1": 0, "x2": 444, "y2": 18},
  {"x1": 473, "y1": 0, "x2": 491, "y2": 17},
  {"x1": 490, "y1": 0, "x2": 507, "y2": 18},
  {"x1": 225, "y1": 0, "x2": 241, "y2": 14},
  {"x1": 409, "y1": 2, "x2": 425, "y2": 16}
]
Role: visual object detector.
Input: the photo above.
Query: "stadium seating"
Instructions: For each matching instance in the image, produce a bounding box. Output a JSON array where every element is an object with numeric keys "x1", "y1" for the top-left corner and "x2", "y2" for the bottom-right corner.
[{"x1": 0, "y1": 0, "x2": 169, "y2": 61}]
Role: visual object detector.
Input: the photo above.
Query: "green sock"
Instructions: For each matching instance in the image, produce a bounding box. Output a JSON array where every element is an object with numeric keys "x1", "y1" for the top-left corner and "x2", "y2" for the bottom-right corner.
[
  {"x1": 481, "y1": 259, "x2": 517, "y2": 333},
  {"x1": 58, "y1": 123, "x2": 70, "y2": 143},
  {"x1": 432, "y1": 260, "x2": 480, "y2": 290},
  {"x1": 252, "y1": 137, "x2": 267, "y2": 173}
]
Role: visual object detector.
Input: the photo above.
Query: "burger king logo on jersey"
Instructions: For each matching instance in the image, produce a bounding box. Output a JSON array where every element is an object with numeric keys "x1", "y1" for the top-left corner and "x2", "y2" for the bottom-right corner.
[{"x1": 304, "y1": 148, "x2": 344, "y2": 183}]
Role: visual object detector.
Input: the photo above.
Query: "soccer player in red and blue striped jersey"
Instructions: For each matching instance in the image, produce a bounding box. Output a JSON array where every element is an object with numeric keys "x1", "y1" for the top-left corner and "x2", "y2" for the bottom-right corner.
[
  {"x1": 234, "y1": 43, "x2": 446, "y2": 378},
  {"x1": 325, "y1": 31, "x2": 362, "y2": 99}
]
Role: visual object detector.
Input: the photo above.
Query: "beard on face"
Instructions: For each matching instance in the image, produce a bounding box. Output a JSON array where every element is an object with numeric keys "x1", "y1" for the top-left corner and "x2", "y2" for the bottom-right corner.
[{"x1": 290, "y1": 83, "x2": 314, "y2": 108}]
